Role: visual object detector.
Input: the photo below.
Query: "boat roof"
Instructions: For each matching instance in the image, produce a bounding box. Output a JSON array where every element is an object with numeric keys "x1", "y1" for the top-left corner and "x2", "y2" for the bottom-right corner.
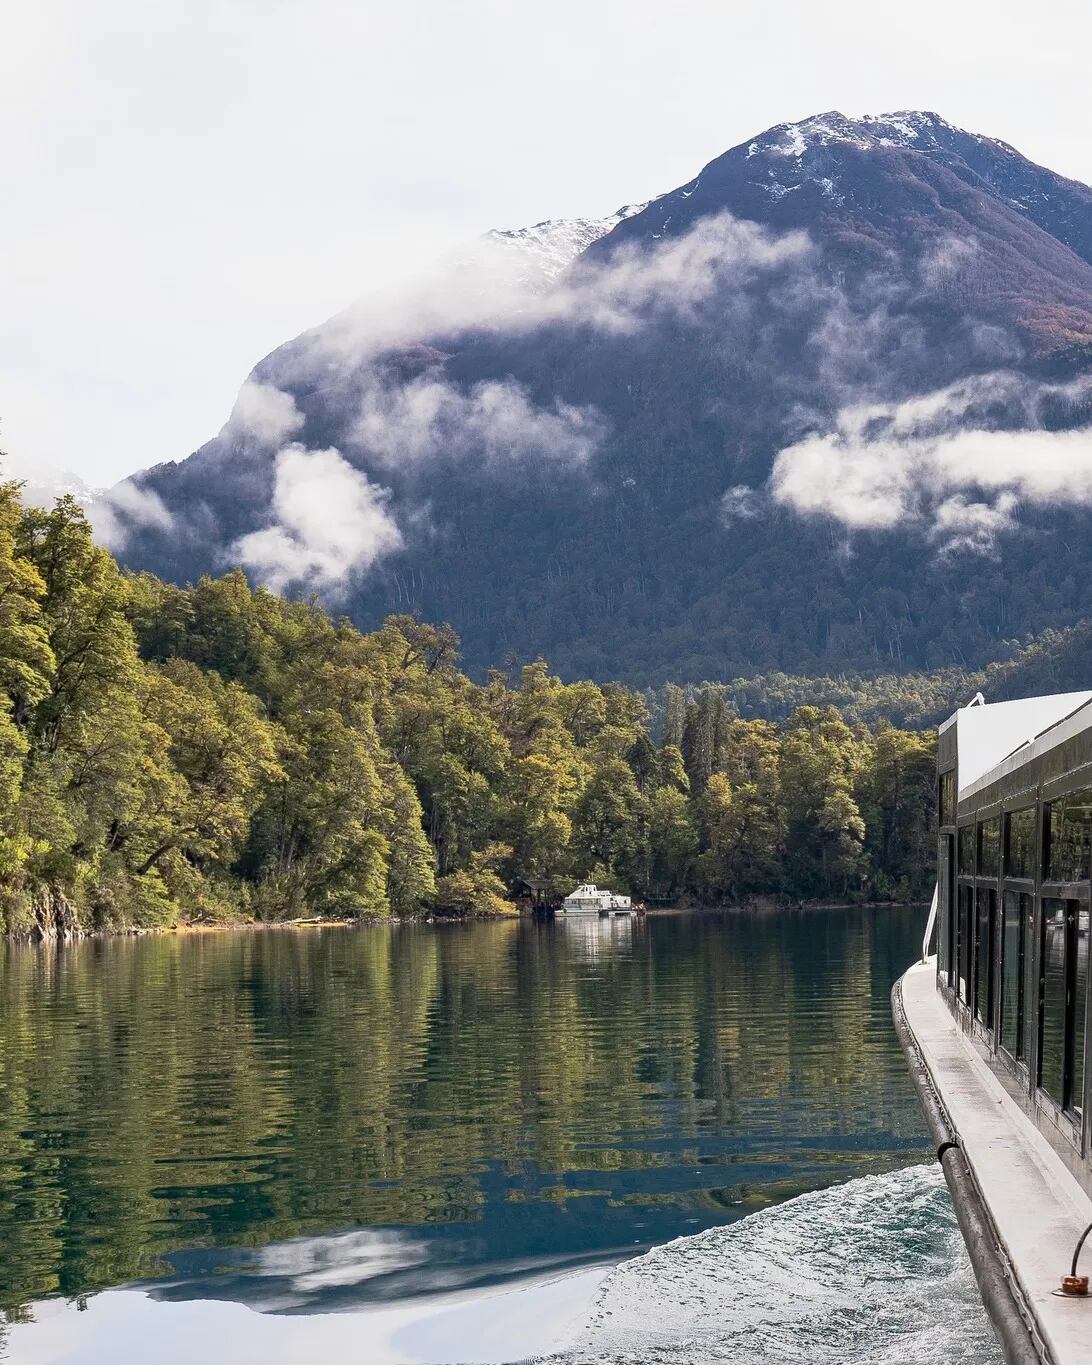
[{"x1": 943, "y1": 690, "x2": 1092, "y2": 800}]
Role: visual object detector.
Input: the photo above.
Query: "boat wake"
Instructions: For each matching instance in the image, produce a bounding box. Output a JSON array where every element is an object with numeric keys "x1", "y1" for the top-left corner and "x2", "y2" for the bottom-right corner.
[{"x1": 537, "y1": 1164, "x2": 1002, "y2": 1365}]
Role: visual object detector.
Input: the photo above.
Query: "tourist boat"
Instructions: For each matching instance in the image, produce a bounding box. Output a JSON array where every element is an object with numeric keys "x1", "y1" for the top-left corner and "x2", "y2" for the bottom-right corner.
[
  {"x1": 558, "y1": 883, "x2": 632, "y2": 915},
  {"x1": 895, "y1": 689, "x2": 1092, "y2": 1364}
]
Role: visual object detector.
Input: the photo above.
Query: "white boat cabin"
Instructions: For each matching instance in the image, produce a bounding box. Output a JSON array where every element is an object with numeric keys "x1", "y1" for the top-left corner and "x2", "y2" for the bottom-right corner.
[{"x1": 560, "y1": 883, "x2": 632, "y2": 915}]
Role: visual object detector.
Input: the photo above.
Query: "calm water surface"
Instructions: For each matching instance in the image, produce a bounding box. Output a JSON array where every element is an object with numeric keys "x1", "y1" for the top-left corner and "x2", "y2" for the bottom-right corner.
[{"x1": 0, "y1": 907, "x2": 993, "y2": 1362}]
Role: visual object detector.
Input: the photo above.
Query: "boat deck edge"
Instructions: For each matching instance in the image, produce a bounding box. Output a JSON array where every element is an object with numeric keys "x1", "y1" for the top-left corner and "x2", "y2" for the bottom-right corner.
[{"x1": 894, "y1": 959, "x2": 1092, "y2": 1365}]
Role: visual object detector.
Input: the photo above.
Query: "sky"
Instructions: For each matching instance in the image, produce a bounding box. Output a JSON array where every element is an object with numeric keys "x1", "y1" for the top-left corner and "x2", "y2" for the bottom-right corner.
[{"x1": 3, "y1": 0, "x2": 1092, "y2": 489}]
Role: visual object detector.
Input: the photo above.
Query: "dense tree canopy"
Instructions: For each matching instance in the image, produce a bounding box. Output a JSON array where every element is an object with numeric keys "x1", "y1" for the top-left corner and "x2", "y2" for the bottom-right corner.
[{"x1": 0, "y1": 486, "x2": 937, "y2": 936}]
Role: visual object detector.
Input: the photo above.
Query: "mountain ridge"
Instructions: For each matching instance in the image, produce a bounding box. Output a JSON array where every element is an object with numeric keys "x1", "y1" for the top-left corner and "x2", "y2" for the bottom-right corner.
[{"x1": 106, "y1": 111, "x2": 1092, "y2": 685}]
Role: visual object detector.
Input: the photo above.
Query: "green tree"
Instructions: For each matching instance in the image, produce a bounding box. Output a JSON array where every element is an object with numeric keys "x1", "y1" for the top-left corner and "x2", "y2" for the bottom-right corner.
[
  {"x1": 857, "y1": 726, "x2": 936, "y2": 898},
  {"x1": 646, "y1": 785, "x2": 696, "y2": 895},
  {"x1": 779, "y1": 706, "x2": 867, "y2": 898},
  {"x1": 434, "y1": 843, "x2": 516, "y2": 916},
  {"x1": 572, "y1": 758, "x2": 648, "y2": 891}
]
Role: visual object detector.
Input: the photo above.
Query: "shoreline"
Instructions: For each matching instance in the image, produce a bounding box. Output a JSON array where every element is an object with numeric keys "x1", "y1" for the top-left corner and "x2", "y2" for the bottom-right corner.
[
  {"x1": 3, "y1": 898, "x2": 927, "y2": 946},
  {"x1": 1, "y1": 912, "x2": 502, "y2": 946},
  {"x1": 644, "y1": 897, "x2": 926, "y2": 916}
]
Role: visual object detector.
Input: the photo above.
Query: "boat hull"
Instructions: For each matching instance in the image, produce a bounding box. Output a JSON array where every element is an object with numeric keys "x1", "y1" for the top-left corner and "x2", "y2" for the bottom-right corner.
[
  {"x1": 558, "y1": 906, "x2": 632, "y2": 916},
  {"x1": 893, "y1": 960, "x2": 1091, "y2": 1365}
]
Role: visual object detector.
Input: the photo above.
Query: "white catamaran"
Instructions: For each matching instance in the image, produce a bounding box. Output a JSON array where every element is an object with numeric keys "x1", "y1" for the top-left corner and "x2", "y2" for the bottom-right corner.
[{"x1": 558, "y1": 883, "x2": 632, "y2": 915}]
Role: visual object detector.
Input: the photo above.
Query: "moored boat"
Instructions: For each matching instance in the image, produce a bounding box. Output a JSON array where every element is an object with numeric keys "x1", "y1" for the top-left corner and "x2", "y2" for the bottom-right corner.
[{"x1": 559, "y1": 882, "x2": 632, "y2": 915}]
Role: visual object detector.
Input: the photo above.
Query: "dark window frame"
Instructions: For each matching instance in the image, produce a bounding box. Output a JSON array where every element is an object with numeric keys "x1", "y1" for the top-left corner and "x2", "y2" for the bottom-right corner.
[
  {"x1": 958, "y1": 822, "x2": 975, "y2": 877},
  {"x1": 974, "y1": 884, "x2": 997, "y2": 1029},
  {"x1": 1003, "y1": 806, "x2": 1036, "y2": 883},
  {"x1": 1000, "y1": 888, "x2": 1031, "y2": 1066},
  {"x1": 1037, "y1": 895, "x2": 1088, "y2": 1122},
  {"x1": 939, "y1": 769, "x2": 956, "y2": 829},
  {"x1": 1043, "y1": 786, "x2": 1092, "y2": 886},
  {"x1": 977, "y1": 815, "x2": 1001, "y2": 881},
  {"x1": 940, "y1": 759, "x2": 1092, "y2": 1168},
  {"x1": 956, "y1": 882, "x2": 974, "y2": 1006}
]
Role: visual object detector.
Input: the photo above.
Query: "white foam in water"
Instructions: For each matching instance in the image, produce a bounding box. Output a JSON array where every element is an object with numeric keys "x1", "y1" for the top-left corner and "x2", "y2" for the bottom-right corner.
[{"x1": 539, "y1": 1164, "x2": 1003, "y2": 1365}]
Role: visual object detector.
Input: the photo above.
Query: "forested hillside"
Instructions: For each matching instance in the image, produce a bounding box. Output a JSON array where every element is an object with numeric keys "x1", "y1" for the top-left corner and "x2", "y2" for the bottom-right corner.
[
  {"x1": 646, "y1": 616, "x2": 1092, "y2": 732},
  {"x1": 1, "y1": 486, "x2": 936, "y2": 936},
  {"x1": 108, "y1": 111, "x2": 1092, "y2": 684}
]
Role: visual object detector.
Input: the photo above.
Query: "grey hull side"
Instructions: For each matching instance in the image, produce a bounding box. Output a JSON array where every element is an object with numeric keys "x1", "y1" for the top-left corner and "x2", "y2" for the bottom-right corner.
[{"x1": 892, "y1": 972, "x2": 1049, "y2": 1365}]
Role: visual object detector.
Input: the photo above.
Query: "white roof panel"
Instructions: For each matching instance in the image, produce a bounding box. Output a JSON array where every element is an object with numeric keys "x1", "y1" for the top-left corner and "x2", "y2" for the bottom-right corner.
[{"x1": 953, "y1": 691, "x2": 1092, "y2": 798}]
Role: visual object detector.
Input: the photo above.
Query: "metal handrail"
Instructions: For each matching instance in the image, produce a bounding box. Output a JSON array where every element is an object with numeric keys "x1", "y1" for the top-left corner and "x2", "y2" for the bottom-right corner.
[{"x1": 921, "y1": 881, "x2": 939, "y2": 962}]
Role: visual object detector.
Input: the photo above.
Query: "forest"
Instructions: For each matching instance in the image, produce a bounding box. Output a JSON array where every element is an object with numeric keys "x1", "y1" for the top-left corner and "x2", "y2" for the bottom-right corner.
[
  {"x1": 0, "y1": 484, "x2": 937, "y2": 937},
  {"x1": 658, "y1": 618, "x2": 1092, "y2": 731}
]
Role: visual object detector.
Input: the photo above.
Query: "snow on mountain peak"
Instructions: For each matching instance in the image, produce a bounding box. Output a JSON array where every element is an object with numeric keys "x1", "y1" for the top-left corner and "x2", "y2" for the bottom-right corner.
[
  {"x1": 746, "y1": 110, "x2": 967, "y2": 161},
  {"x1": 417, "y1": 202, "x2": 650, "y2": 328},
  {"x1": 3, "y1": 452, "x2": 99, "y2": 512},
  {"x1": 484, "y1": 203, "x2": 648, "y2": 283}
]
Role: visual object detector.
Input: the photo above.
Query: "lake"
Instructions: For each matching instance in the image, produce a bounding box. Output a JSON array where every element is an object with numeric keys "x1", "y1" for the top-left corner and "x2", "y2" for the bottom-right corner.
[{"x1": 0, "y1": 908, "x2": 1000, "y2": 1363}]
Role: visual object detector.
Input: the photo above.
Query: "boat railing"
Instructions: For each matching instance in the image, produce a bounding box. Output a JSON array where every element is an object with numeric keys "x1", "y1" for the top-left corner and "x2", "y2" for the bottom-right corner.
[{"x1": 921, "y1": 881, "x2": 938, "y2": 963}]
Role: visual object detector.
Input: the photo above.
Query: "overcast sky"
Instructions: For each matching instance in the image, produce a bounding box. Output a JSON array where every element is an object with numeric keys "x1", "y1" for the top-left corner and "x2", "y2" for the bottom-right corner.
[{"x1": 3, "y1": 0, "x2": 1091, "y2": 488}]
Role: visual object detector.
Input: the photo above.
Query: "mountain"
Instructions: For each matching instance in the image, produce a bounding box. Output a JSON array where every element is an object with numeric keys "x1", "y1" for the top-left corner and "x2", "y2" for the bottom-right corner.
[
  {"x1": 3, "y1": 452, "x2": 99, "y2": 513},
  {"x1": 476, "y1": 203, "x2": 648, "y2": 286},
  {"x1": 107, "y1": 111, "x2": 1092, "y2": 684}
]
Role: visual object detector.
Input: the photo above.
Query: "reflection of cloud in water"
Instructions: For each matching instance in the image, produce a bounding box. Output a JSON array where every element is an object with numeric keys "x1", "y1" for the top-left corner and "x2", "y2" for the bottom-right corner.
[
  {"x1": 148, "y1": 1227, "x2": 617, "y2": 1317},
  {"x1": 557, "y1": 915, "x2": 634, "y2": 961},
  {"x1": 255, "y1": 1228, "x2": 430, "y2": 1291}
]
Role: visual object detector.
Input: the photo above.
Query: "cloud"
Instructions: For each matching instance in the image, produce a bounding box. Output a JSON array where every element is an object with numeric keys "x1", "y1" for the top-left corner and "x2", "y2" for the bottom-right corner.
[
  {"x1": 326, "y1": 212, "x2": 810, "y2": 475},
  {"x1": 932, "y1": 492, "x2": 1017, "y2": 553},
  {"x1": 766, "y1": 372, "x2": 1092, "y2": 548},
  {"x1": 919, "y1": 232, "x2": 979, "y2": 286},
  {"x1": 539, "y1": 212, "x2": 812, "y2": 335},
  {"x1": 120, "y1": 209, "x2": 1084, "y2": 574},
  {"x1": 312, "y1": 214, "x2": 1012, "y2": 501},
  {"x1": 354, "y1": 375, "x2": 603, "y2": 468},
  {"x1": 232, "y1": 444, "x2": 402, "y2": 593},
  {"x1": 225, "y1": 378, "x2": 304, "y2": 447},
  {"x1": 90, "y1": 478, "x2": 173, "y2": 550},
  {"x1": 303, "y1": 211, "x2": 813, "y2": 373},
  {"x1": 721, "y1": 484, "x2": 766, "y2": 521}
]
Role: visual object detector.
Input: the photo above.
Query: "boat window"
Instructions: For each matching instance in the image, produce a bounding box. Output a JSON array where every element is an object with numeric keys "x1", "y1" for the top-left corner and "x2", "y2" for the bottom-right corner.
[
  {"x1": 974, "y1": 887, "x2": 996, "y2": 1029},
  {"x1": 1038, "y1": 896, "x2": 1087, "y2": 1115},
  {"x1": 939, "y1": 770, "x2": 955, "y2": 827},
  {"x1": 957, "y1": 884, "x2": 973, "y2": 1004},
  {"x1": 977, "y1": 818, "x2": 1000, "y2": 879},
  {"x1": 1040, "y1": 898, "x2": 1067, "y2": 1106},
  {"x1": 1001, "y1": 891, "x2": 1031, "y2": 1061},
  {"x1": 1004, "y1": 808, "x2": 1035, "y2": 880},
  {"x1": 1075, "y1": 915, "x2": 1088, "y2": 1119},
  {"x1": 958, "y1": 825, "x2": 974, "y2": 876},
  {"x1": 1045, "y1": 788, "x2": 1092, "y2": 883}
]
